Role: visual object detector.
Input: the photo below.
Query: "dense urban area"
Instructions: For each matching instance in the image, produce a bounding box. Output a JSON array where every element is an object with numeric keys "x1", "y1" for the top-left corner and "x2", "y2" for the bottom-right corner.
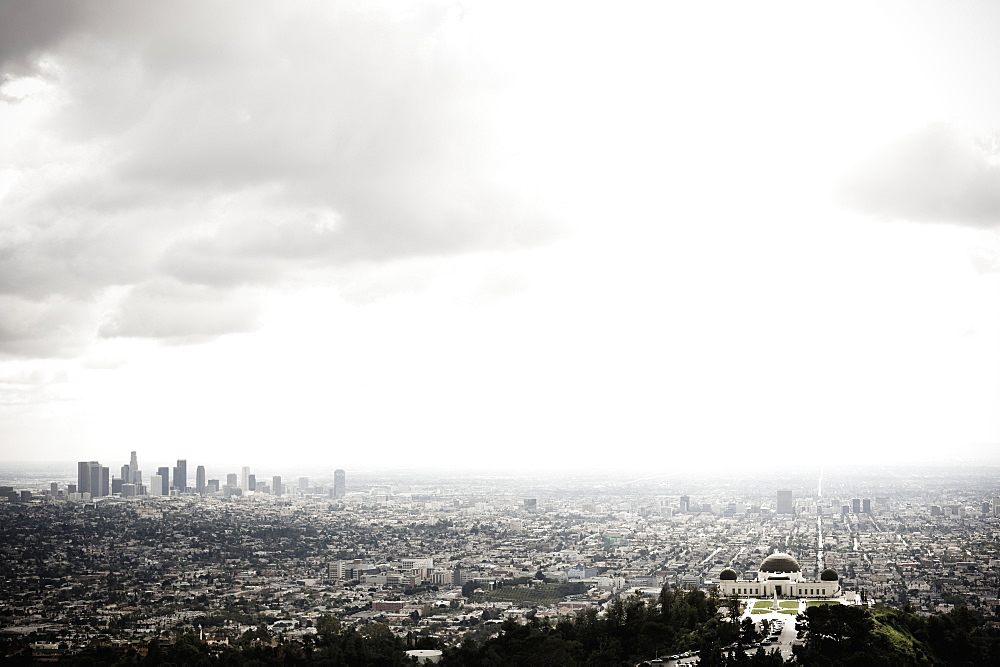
[{"x1": 1, "y1": 461, "x2": 999, "y2": 665}]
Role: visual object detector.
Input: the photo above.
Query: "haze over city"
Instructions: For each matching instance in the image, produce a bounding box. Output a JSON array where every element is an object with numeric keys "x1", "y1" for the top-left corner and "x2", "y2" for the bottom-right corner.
[{"x1": 2, "y1": 0, "x2": 999, "y2": 471}]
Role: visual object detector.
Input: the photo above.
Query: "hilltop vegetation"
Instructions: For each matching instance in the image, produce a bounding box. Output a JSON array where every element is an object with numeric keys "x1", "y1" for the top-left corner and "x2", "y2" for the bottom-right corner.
[{"x1": 8, "y1": 590, "x2": 1000, "y2": 665}]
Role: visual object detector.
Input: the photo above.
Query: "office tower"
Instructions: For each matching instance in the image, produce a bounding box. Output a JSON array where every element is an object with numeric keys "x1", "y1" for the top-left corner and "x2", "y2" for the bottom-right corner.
[
  {"x1": 112, "y1": 477, "x2": 123, "y2": 495},
  {"x1": 240, "y1": 466, "x2": 249, "y2": 493},
  {"x1": 334, "y1": 469, "x2": 345, "y2": 499},
  {"x1": 100, "y1": 466, "x2": 109, "y2": 497},
  {"x1": 208, "y1": 479, "x2": 219, "y2": 493},
  {"x1": 994, "y1": 497, "x2": 1000, "y2": 517},
  {"x1": 226, "y1": 473, "x2": 238, "y2": 488},
  {"x1": 196, "y1": 466, "x2": 207, "y2": 495},
  {"x1": 679, "y1": 495, "x2": 690, "y2": 513},
  {"x1": 130, "y1": 450, "x2": 140, "y2": 484},
  {"x1": 173, "y1": 460, "x2": 187, "y2": 493},
  {"x1": 851, "y1": 498, "x2": 861, "y2": 514},
  {"x1": 50, "y1": 482, "x2": 58, "y2": 498},
  {"x1": 78, "y1": 461, "x2": 101, "y2": 496},
  {"x1": 87, "y1": 462, "x2": 101, "y2": 498},
  {"x1": 157, "y1": 467, "x2": 170, "y2": 495},
  {"x1": 77, "y1": 462, "x2": 91, "y2": 495},
  {"x1": 299, "y1": 477, "x2": 309, "y2": 492},
  {"x1": 68, "y1": 484, "x2": 77, "y2": 495},
  {"x1": 150, "y1": 474, "x2": 163, "y2": 496},
  {"x1": 862, "y1": 498, "x2": 872, "y2": 514},
  {"x1": 777, "y1": 489, "x2": 794, "y2": 515},
  {"x1": 248, "y1": 474, "x2": 256, "y2": 491},
  {"x1": 121, "y1": 465, "x2": 131, "y2": 486},
  {"x1": 272, "y1": 476, "x2": 282, "y2": 496}
]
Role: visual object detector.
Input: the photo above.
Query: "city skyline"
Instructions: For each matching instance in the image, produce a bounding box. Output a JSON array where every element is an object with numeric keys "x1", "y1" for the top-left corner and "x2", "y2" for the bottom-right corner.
[{"x1": 1, "y1": 1, "x2": 999, "y2": 470}]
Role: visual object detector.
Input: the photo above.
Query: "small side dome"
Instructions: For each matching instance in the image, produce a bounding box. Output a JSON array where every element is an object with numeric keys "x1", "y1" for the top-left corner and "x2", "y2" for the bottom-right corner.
[
  {"x1": 820, "y1": 568, "x2": 839, "y2": 581},
  {"x1": 719, "y1": 568, "x2": 738, "y2": 581}
]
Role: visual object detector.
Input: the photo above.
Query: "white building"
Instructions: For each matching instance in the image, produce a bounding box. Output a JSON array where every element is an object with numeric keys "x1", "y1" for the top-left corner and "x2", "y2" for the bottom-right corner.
[{"x1": 716, "y1": 552, "x2": 841, "y2": 598}]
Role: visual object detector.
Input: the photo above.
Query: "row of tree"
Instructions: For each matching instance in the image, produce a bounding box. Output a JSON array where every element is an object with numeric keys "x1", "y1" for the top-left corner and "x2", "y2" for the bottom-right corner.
[{"x1": 10, "y1": 589, "x2": 1000, "y2": 665}]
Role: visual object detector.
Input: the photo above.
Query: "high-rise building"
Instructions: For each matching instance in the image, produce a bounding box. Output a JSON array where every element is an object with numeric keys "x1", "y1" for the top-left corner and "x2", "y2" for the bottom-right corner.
[
  {"x1": 851, "y1": 498, "x2": 861, "y2": 514},
  {"x1": 241, "y1": 466, "x2": 250, "y2": 494},
  {"x1": 157, "y1": 467, "x2": 170, "y2": 495},
  {"x1": 100, "y1": 466, "x2": 109, "y2": 497},
  {"x1": 226, "y1": 473, "x2": 238, "y2": 488},
  {"x1": 77, "y1": 462, "x2": 92, "y2": 495},
  {"x1": 862, "y1": 498, "x2": 872, "y2": 514},
  {"x1": 272, "y1": 476, "x2": 282, "y2": 497},
  {"x1": 298, "y1": 477, "x2": 309, "y2": 492},
  {"x1": 679, "y1": 495, "x2": 690, "y2": 513},
  {"x1": 173, "y1": 460, "x2": 187, "y2": 493},
  {"x1": 50, "y1": 482, "x2": 58, "y2": 498},
  {"x1": 86, "y1": 462, "x2": 102, "y2": 498},
  {"x1": 334, "y1": 469, "x2": 345, "y2": 499},
  {"x1": 150, "y1": 474, "x2": 163, "y2": 496},
  {"x1": 208, "y1": 479, "x2": 219, "y2": 493},
  {"x1": 129, "y1": 450, "x2": 140, "y2": 484},
  {"x1": 196, "y1": 466, "x2": 207, "y2": 495},
  {"x1": 112, "y1": 477, "x2": 123, "y2": 495},
  {"x1": 248, "y1": 474, "x2": 256, "y2": 491},
  {"x1": 777, "y1": 489, "x2": 794, "y2": 515}
]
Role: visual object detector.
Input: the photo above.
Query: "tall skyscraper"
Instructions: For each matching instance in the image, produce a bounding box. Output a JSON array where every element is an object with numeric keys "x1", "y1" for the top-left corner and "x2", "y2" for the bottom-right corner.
[
  {"x1": 851, "y1": 498, "x2": 861, "y2": 514},
  {"x1": 157, "y1": 467, "x2": 170, "y2": 495},
  {"x1": 87, "y1": 462, "x2": 101, "y2": 498},
  {"x1": 241, "y1": 466, "x2": 250, "y2": 494},
  {"x1": 150, "y1": 474, "x2": 163, "y2": 496},
  {"x1": 78, "y1": 462, "x2": 92, "y2": 495},
  {"x1": 862, "y1": 498, "x2": 872, "y2": 514},
  {"x1": 173, "y1": 460, "x2": 187, "y2": 493},
  {"x1": 129, "y1": 450, "x2": 140, "y2": 484},
  {"x1": 679, "y1": 495, "x2": 690, "y2": 513},
  {"x1": 777, "y1": 489, "x2": 794, "y2": 514},
  {"x1": 196, "y1": 466, "x2": 207, "y2": 495},
  {"x1": 334, "y1": 469, "x2": 345, "y2": 499},
  {"x1": 248, "y1": 474, "x2": 256, "y2": 491},
  {"x1": 100, "y1": 466, "x2": 109, "y2": 497},
  {"x1": 272, "y1": 475, "x2": 282, "y2": 497},
  {"x1": 226, "y1": 473, "x2": 238, "y2": 488}
]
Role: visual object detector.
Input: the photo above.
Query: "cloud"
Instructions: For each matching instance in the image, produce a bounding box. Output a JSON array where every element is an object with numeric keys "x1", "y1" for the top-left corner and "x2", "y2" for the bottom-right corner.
[
  {"x1": 837, "y1": 122, "x2": 1000, "y2": 226},
  {"x1": 0, "y1": 1, "x2": 560, "y2": 356},
  {"x1": 0, "y1": 0, "x2": 85, "y2": 76},
  {"x1": 98, "y1": 280, "x2": 261, "y2": 344},
  {"x1": 0, "y1": 294, "x2": 98, "y2": 358}
]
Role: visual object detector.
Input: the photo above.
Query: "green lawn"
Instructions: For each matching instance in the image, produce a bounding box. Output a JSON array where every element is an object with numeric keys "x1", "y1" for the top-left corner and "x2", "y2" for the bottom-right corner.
[
  {"x1": 806, "y1": 600, "x2": 839, "y2": 608},
  {"x1": 780, "y1": 601, "x2": 799, "y2": 609}
]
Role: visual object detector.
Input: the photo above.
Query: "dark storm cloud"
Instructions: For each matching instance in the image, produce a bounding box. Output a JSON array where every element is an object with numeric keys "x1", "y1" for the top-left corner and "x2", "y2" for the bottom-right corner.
[
  {"x1": 0, "y1": 0, "x2": 558, "y2": 356},
  {"x1": 837, "y1": 122, "x2": 1000, "y2": 226},
  {"x1": 0, "y1": 0, "x2": 85, "y2": 76}
]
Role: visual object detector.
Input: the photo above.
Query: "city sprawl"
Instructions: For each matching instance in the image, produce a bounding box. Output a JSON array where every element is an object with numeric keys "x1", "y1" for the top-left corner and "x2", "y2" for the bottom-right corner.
[{"x1": 1, "y1": 461, "x2": 999, "y2": 664}]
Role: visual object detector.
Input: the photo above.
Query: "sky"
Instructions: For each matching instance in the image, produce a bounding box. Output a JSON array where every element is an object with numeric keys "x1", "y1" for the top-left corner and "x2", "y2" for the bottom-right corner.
[{"x1": 1, "y1": 0, "x2": 999, "y2": 473}]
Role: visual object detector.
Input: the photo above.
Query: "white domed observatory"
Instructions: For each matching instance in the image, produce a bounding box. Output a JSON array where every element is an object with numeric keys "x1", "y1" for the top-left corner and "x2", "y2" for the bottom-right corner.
[{"x1": 716, "y1": 552, "x2": 841, "y2": 599}]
